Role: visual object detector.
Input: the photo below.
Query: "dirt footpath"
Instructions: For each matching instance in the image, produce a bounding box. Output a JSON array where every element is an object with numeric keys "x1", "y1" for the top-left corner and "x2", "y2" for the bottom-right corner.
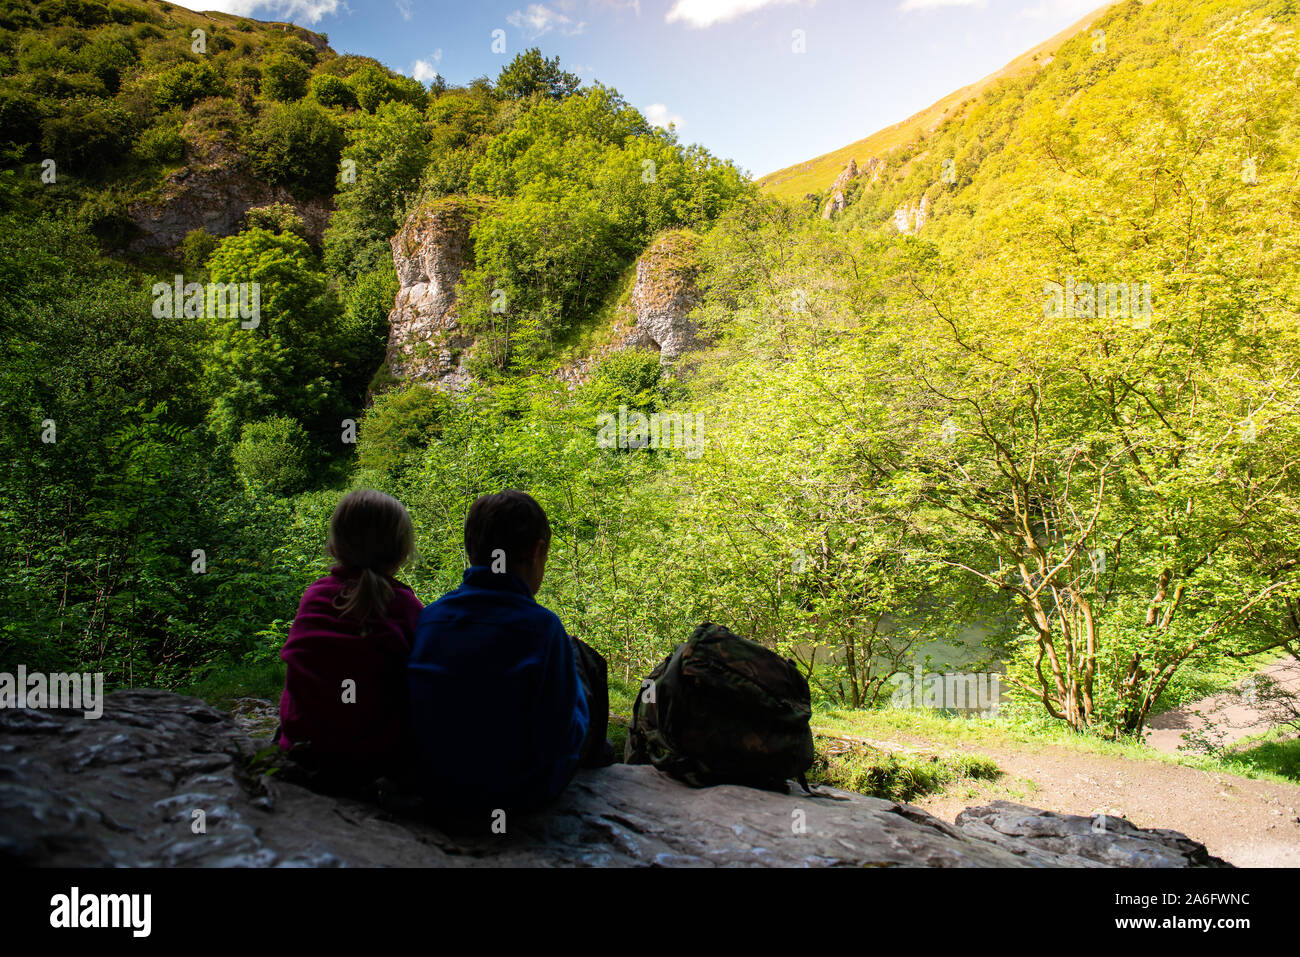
[
  {"x1": 911, "y1": 737, "x2": 1300, "y2": 867},
  {"x1": 1145, "y1": 658, "x2": 1300, "y2": 755}
]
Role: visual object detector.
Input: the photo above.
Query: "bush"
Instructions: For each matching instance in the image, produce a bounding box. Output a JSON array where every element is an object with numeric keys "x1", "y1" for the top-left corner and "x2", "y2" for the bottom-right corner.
[
  {"x1": 181, "y1": 96, "x2": 241, "y2": 147},
  {"x1": 133, "y1": 122, "x2": 184, "y2": 163},
  {"x1": 309, "y1": 72, "x2": 355, "y2": 110},
  {"x1": 349, "y1": 63, "x2": 426, "y2": 113},
  {"x1": 232, "y1": 417, "x2": 311, "y2": 496},
  {"x1": 40, "y1": 96, "x2": 134, "y2": 173},
  {"x1": 77, "y1": 28, "x2": 137, "y2": 94},
  {"x1": 180, "y1": 227, "x2": 218, "y2": 270},
  {"x1": 261, "y1": 51, "x2": 309, "y2": 102},
  {"x1": 107, "y1": 2, "x2": 150, "y2": 23},
  {"x1": 155, "y1": 60, "x2": 226, "y2": 111},
  {"x1": 269, "y1": 35, "x2": 317, "y2": 67},
  {"x1": 0, "y1": 85, "x2": 41, "y2": 149},
  {"x1": 358, "y1": 384, "x2": 450, "y2": 477},
  {"x1": 243, "y1": 202, "x2": 308, "y2": 238},
  {"x1": 584, "y1": 349, "x2": 664, "y2": 412},
  {"x1": 28, "y1": 69, "x2": 106, "y2": 99},
  {"x1": 249, "y1": 99, "x2": 343, "y2": 196},
  {"x1": 36, "y1": 0, "x2": 110, "y2": 26},
  {"x1": 78, "y1": 189, "x2": 136, "y2": 244}
]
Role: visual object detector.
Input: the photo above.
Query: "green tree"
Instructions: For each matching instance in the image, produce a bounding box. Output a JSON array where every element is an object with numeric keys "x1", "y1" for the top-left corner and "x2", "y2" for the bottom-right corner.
[
  {"x1": 202, "y1": 227, "x2": 346, "y2": 441},
  {"x1": 309, "y1": 71, "x2": 356, "y2": 109},
  {"x1": 261, "y1": 51, "x2": 310, "y2": 102},
  {"x1": 349, "y1": 62, "x2": 427, "y2": 113},
  {"x1": 249, "y1": 99, "x2": 344, "y2": 196},
  {"x1": 495, "y1": 47, "x2": 580, "y2": 101},
  {"x1": 322, "y1": 100, "x2": 429, "y2": 279}
]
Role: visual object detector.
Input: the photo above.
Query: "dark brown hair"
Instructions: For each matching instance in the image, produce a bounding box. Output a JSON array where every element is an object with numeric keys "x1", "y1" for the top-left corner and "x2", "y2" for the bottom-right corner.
[
  {"x1": 328, "y1": 489, "x2": 415, "y2": 631},
  {"x1": 464, "y1": 489, "x2": 551, "y2": 570}
]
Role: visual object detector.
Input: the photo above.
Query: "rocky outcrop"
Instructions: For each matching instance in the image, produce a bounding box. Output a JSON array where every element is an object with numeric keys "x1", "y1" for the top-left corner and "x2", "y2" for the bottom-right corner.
[
  {"x1": 823, "y1": 190, "x2": 848, "y2": 219},
  {"x1": 265, "y1": 21, "x2": 331, "y2": 54},
  {"x1": 892, "y1": 193, "x2": 930, "y2": 234},
  {"x1": 831, "y1": 157, "x2": 859, "y2": 192},
  {"x1": 127, "y1": 140, "x2": 331, "y2": 254},
  {"x1": 0, "y1": 690, "x2": 1229, "y2": 868},
  {"x1": 385, "y1": 198, "x2": 481, "y2": 390},
  {"x1": 624, "y1": 230, "x2": 701, "y2": 363},
  {"x1": 955, "y1": 802, "x2": 1228, "y2": 868},
  {"x1": 822, "y1": 157, "x2": 883, "y2": 219}
]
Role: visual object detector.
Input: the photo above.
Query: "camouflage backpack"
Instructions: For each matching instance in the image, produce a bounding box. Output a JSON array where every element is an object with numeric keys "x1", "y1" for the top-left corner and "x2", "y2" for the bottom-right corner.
[{"x1": 625, "y1": 622, "x2": 815, "y2": 791}]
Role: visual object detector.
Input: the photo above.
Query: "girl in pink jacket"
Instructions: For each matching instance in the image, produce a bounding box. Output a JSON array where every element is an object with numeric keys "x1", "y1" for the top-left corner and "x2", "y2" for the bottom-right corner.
[{"x1": 277, "y1": 489, "x2": 422, "y2": 785}]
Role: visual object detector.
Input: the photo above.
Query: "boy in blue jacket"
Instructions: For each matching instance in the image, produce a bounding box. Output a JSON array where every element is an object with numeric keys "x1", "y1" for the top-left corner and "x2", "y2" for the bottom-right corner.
[{"x1": 408, "y1": 489, "x2": 610, "y2": 813}]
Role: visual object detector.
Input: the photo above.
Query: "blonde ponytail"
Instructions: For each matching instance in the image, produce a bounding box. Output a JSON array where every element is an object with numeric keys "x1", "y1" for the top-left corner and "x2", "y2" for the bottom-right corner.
[{"x1": 335, "y1": 567, "x2": 396, "y2": 634}]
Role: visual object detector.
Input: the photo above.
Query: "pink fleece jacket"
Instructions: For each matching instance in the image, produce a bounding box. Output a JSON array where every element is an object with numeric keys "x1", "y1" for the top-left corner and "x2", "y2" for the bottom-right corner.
[{"x1": 278, "y1": 566, "x2": 423, "y2": 772}]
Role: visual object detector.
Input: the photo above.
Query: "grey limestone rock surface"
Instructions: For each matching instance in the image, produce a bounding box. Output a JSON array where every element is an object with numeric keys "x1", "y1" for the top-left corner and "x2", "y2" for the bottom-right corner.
[{"x1": 0, "y1": 690, "x2": 1229, "y2": 868}]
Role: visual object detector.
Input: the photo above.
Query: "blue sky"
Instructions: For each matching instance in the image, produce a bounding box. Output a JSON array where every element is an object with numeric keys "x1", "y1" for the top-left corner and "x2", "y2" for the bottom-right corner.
[{"x1": 201, "y1": 0, "x2": 1111, "y2": 178}]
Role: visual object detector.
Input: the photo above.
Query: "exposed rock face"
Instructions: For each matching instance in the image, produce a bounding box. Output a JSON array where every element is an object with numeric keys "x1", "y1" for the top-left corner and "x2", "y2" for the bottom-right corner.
[
  {"x1": 625, "y1": 230, "x2": 701, "y2": 363},
  {"x1": 955, "y1": 802, "x2": 1229, "y2": 868},
  {"x1": 893, "y1": 193, "x2": 930, "y2": 234},
  {"x1": 385, "y1": 199, "x2": 480, "y2": 390},
  {"x1": 265, "y1": 21, "x2": 330, "y2": 54},
  {"x1": 127, "y1": 140, "x2": 331, "y2": 254},
  {"x1": 822, "y1": 190, "x2": 848, "y2": 220},
  {"x1": 822, "y1": 157, "x2": 883, "y2": 219},
  {"x1": 0, "y1": 690, "x2": 1229, "y2": 868}
]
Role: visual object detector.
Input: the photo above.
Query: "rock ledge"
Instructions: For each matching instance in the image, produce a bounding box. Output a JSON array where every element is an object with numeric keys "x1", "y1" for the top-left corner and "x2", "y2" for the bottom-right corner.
[{"x1": 0, "y1": 691, "x2": 1229, "y2": 868}]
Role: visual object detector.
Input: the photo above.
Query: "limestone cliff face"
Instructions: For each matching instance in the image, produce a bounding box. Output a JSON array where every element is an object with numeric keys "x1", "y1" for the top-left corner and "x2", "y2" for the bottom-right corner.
[
  {"x1": 381, "y1": 220, "x2": 700, "y2": 394},
  {"x1": 821, "y1": 157, "x2": 883, "y2": 219},
  {"x1": 831, "y1": 157, "x2": 861, "y2": 191},
  {"x1": 385, "y1": 199, "x2": 480, "y2": 390},
  {"x1": 823, "y1": 189, "x2": 848, "y2": 219},
  {"x1": 624, "y1": 230, "x2": 701, "y2": 363},
  {"x1": 892, "y1": 193, "x2": 930, "y2": 234},
  {"x1": 127, "y1": 139, "x2": 331, "y2": 253},
  {"x1": 554, "y1": 231, "x2": 702, "y2": 390}
]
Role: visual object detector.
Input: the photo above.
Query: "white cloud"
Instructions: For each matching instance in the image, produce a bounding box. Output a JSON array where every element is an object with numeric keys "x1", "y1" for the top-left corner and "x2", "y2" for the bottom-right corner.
[
  {"x1": 411, "y1": 52, "x2": 442, "y2": 85},
  {"x1": 898, "y1": 0, "x2": 986, "y2": 13},
  {"x1": 665, "y1": 0, "x2": 806, "y2": 29},
  {"x1": 644, "y1": 103, "x2": 685, "y2": 129},
  {"x1": 507, "y1": 3, "x2": 586, "y2": 37},
  {"x1": 395, "y1": 0, "x2": 413, "y2": 21},
  {"x1": 200, "y1": 0, "x2": 340, "y2": 25}
]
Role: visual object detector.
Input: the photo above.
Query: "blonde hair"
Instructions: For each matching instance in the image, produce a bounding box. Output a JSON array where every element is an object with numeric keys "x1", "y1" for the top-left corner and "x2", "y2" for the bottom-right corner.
[{"x1": 327, "y1": 489, "x2": 415, "y2": 632}]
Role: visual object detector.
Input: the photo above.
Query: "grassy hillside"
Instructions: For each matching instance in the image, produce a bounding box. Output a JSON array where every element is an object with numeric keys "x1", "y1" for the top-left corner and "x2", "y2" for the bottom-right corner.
[
  {"x1": 755, "y1": 0, "x2": 1121, "y2": 201},
  {"x1": 0, "y1": 0, "x2": 442, "y2": 242}
]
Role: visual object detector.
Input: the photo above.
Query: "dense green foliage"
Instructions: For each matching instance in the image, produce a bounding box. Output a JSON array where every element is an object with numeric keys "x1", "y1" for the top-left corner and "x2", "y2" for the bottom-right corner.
[
  {"x1": 232, "y1": 416, "x2": 311, "y2": 496},
  {"x1": 3, "y1": 0, "x2": 1298, "y2": 756}
]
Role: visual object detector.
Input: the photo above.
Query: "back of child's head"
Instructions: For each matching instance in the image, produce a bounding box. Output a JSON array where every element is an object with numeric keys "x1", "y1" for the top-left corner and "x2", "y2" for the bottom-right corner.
[
  {"x1": 464, "y1": 489, "x2": 551, "y2": 570},
  {"x1": 328, "y1": 489, "x2": 415, "y2": 631}
]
